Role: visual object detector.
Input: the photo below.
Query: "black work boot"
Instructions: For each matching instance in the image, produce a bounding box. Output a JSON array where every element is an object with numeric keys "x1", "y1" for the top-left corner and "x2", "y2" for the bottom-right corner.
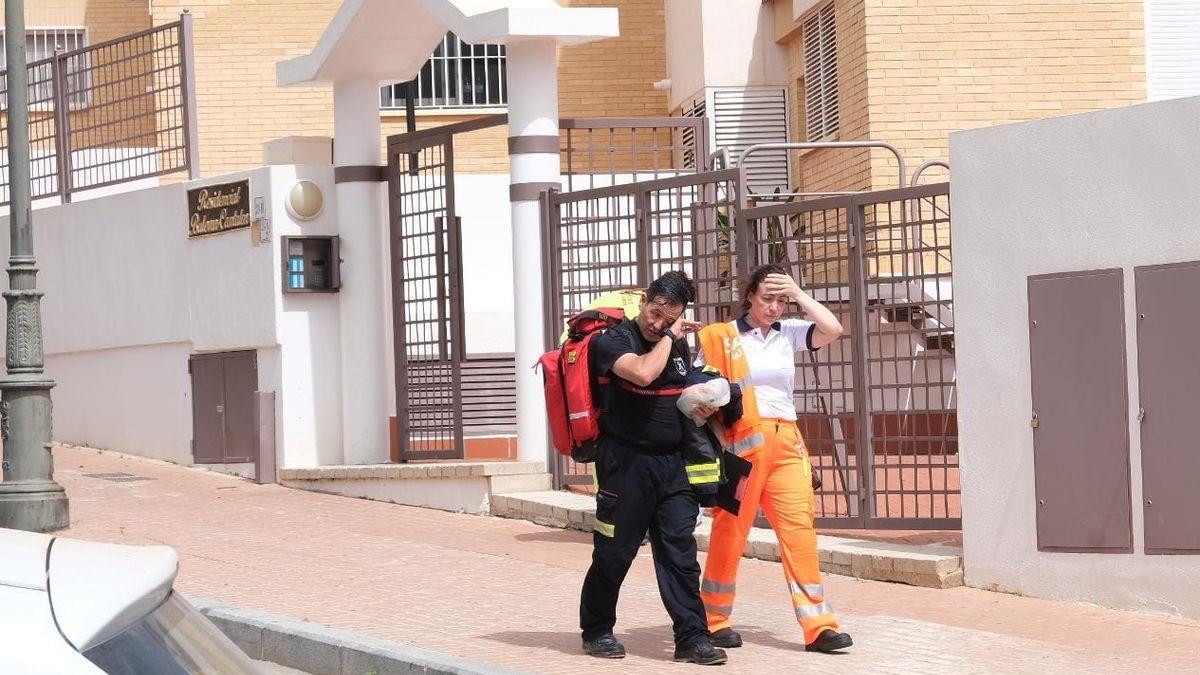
[
  {"x1": 582, "y1": 634, "x2": 626, "y2": 659},
  {"x1": 709, "y1": 627, "x2": 743, "y2": 648},
  {"x1": 673, "y1": 640, "x2": 728, "y2": 665},
  {"x1": 805, "y1": 629, "x2": 853, "y2": 653}
]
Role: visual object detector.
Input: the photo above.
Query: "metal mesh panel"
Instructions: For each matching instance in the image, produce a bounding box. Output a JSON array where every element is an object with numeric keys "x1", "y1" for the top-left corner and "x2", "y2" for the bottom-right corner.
[
  {"x1": 546, "y1": 169, "x2": 741, "y2": 486},
  {"x1": 645, "y1": 176, "x2": 741, "y2": 327},
  {"x1": 560, "y1": 118, "x2": 708, "y2": 192},
  {"x1": 390, "y1": 140, "x2": 464, "y2": 460},
  {"x1": 746, "y1": 203, "x2": 861, "y2": 521},
  {"x1": 729, "y1": 182, "x2": 957, "y2": 528},
  {"x1": 860, "y1": 188, "x2": 957, "y2": 525},
  {"x1": 546, "y1": 184, "x2": 639, "y2": 485},
  {"x1": 0, "y1": 19, "x2": 193, "y2": 205}
]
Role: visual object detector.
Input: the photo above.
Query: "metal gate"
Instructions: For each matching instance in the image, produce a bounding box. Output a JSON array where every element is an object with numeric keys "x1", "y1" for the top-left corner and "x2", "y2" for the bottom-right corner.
[
  {"x1": 545, "y1": 177, "x2": 958, "y2": 529},
  {"x1": 388, "y1": 115, "x2": 707, "y2": 461},
  {"x1": 543, "y1": 168, "x2": 744, "y2": 485},
  {"x1": 387, "y1": 118, "x2": 505, "y2": 460},
  {"x1": 738, "y1": 183, "x2": 957, "y2": 529}
]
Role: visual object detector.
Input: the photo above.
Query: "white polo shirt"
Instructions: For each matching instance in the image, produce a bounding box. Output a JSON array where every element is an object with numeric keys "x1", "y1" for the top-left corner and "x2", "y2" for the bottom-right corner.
[{"x1": 695, "y1": 316, "x2": 818, "y2": 421}]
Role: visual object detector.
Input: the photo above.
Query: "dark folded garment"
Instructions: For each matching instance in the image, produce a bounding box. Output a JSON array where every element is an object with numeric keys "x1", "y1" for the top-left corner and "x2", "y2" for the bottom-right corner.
[{"x1": 716, "y1": 450, "x2": 753, "y2": 516}]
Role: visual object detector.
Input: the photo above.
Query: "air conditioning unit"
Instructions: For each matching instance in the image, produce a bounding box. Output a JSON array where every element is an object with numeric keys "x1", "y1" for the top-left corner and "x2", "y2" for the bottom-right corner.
[{"x1": 681, "y1": 86, "x2": 791, "y2": 195}]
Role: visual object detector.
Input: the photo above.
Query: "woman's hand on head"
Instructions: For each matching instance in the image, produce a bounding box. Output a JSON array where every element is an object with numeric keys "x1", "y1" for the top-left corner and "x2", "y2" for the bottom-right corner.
[{"x1": 762, "y1": 273, "x2": 802, "y2": 302}]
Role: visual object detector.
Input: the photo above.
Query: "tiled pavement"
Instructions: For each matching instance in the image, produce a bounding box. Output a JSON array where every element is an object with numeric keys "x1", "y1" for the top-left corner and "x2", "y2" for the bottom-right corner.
[{"x1": 54, "y1": 445, "x2": 1200, "y2": 674}]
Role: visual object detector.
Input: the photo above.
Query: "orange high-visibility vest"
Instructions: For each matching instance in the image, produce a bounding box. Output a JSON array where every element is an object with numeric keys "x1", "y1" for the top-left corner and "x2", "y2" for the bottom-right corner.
[{"x1": 698, "y1": 323, "x2": 766, "y2": 455}]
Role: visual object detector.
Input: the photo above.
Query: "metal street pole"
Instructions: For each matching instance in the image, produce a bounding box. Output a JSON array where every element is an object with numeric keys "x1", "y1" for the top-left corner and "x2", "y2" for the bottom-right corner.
[{"x1": 0, "y1": 0, "x2": 68, "y2": 531}]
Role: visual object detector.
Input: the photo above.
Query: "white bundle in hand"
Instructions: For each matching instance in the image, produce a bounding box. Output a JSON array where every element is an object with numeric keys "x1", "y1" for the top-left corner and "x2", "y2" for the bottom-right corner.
[{"x1": 676, "y1": 378, "x2": 731, "y2": 426}]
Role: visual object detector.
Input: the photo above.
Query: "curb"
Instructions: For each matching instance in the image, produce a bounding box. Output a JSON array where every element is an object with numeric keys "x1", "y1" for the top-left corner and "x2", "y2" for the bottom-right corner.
[
  {"x1": 491, "y1": 491, "x2": 964, "y2": 589},
  {"x1": 190, "y1": 597, "x2": 526, "y2": 675}
]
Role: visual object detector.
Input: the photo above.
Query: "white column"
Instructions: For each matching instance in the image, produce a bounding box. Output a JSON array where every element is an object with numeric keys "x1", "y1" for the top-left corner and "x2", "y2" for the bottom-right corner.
[
  {"x1": 333, "y1": 79, "x2": 389, "y2": 465},
  {"x1": 505, "y1": 40, "x2": 559, "y2": 465}
]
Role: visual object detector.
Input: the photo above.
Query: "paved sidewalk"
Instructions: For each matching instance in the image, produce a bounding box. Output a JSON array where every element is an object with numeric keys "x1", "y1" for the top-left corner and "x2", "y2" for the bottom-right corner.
[{"x1": 55, "y1": 445, "x2": 1199, "y2": 674}]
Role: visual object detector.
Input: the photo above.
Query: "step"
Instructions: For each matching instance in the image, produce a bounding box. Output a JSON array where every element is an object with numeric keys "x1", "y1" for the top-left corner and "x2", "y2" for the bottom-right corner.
[
  {"x1": 279, "y1": 461, "x2": 551, "y2": 515},
  {"x1": 491, "y1": 490, "x2": 963, "y2": 589}
]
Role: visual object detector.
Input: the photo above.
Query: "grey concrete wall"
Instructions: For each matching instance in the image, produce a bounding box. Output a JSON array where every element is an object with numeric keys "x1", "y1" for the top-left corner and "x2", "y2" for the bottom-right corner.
[{"x1": 951, "y1": 95, "x2": 1200, "y2": 617}]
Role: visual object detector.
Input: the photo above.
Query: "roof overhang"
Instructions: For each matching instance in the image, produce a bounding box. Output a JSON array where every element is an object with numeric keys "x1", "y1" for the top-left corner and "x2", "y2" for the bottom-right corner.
[{"x1": 278, "y1": 0, "x2": 620, "y2": 87}]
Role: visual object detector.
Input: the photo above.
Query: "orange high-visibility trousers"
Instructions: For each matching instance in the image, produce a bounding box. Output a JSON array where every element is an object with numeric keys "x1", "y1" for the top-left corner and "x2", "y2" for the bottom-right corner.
[{"x1": 701, "y1": 419, "x2": 838, "y2": 644}]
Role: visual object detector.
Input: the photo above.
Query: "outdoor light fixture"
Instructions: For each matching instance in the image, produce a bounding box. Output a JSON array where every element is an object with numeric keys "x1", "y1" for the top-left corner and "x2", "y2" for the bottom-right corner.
[{"x1": 286, "y1": 180, "x2": 324, "y2": 221}]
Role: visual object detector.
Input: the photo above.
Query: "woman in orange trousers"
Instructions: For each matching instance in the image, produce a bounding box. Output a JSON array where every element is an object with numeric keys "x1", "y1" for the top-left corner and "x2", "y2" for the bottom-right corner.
[{"x1": 694, "y1": 263, "x2": 853, "y2": 653}]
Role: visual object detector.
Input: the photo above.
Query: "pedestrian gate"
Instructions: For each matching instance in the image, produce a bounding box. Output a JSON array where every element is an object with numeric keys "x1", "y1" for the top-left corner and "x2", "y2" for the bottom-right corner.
[{"x1": 545, "y1": 175, "x2": 959, "y2": 529}]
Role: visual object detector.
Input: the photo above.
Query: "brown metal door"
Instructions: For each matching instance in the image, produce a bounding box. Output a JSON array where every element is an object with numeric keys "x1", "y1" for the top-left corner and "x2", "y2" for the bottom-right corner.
[
  {"x1": 190, "y1": 350, "x2": 258, "y2": 464},
  {"x1": 1028, "y1": 269, "x2": 1132, "y2": 553},
  {"x1": 190, "y1": 354, "x2": 225, "y2": 463},
  {"x1": 220, "y1": 351, "x2": 257, "y2": 463},
  {"x1": 1135, "y1": 262, "x2": 1200, "y2": 554}
]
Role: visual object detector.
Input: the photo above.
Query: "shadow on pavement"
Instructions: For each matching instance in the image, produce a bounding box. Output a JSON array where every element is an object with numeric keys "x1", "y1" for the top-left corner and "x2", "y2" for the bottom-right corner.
[
  {"x1": 484, "y1": 624, "x2": 682, "y2": 663},
  {"x1": 512, "y1": 530, "x2": 591, "y2": 544}
]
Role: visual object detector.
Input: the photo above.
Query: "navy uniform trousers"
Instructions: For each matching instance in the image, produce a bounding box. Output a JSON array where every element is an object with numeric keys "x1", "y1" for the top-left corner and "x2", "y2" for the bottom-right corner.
[{"x1": 579, "y1": 434, "x2": 708, "y2": 648}]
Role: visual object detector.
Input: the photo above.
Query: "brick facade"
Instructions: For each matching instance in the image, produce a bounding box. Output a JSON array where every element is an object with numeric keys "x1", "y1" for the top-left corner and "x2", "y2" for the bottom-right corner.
[
  {"x1": 781, "y1": 0, "x2": 1147, "y2": 193},
  {"x1": 141, "y1": 0, "x2": 669, "y2": 178},
  {"x1": 6, "y1": 0, "x2": 1148, "y2": 186}
]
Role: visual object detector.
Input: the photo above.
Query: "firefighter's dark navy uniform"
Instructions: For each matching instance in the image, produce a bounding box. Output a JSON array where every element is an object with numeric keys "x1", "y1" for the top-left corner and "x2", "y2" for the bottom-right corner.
[{"x1": 579, "y1": 318, "x2": 717, "y2": 651}]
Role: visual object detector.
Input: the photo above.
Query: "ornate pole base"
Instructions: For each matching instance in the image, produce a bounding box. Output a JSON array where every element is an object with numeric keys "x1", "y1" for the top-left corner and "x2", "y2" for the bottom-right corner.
[
  {"x1": 0, "y1": 481, "x2": 68, "y2": 532},
  {"x1": 0, "y1": 376, "x2": 68, "y2": 532}
]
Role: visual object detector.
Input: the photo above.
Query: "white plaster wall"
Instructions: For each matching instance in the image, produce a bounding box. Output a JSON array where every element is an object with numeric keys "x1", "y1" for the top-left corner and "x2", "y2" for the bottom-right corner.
[
  {"x1": 0, "y1": 166, "x2": 339, "y2": 468},
  {"x1": 666, "y1": 0, "x2": 789, "y2": 112},
  {"x1": 665, "y1": 0, "x2": 707, "y2": 112},
  {"x1": 951, "y1": 95, "x2": 1200, "y2": 618},
  {"x1": 49, "y1": 343, "x2": 193, "y2": 465},
  {"x1": 700, "y1": 0, "x2": 788, "y2": 91},
  {"x1": 270, "y1": 165, "x2": 344, "y2": 468},
  {"x1": 457, "y1": 174, "x2": 516, "y2": 355}
]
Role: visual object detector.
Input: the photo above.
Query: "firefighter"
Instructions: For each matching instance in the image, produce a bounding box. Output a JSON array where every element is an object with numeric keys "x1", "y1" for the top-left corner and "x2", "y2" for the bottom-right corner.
[
  {"x1": 696, "y1": 264, "x2": 854, "y2": 653},
  {"x1": 579, "y1": 271, "x2": 728, "y2": 665}
]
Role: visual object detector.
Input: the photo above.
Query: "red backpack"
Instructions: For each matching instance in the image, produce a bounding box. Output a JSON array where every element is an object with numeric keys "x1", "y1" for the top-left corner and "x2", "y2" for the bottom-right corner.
[{"x1": 538, "y1": 307, "x2": 624, "y2": 461}]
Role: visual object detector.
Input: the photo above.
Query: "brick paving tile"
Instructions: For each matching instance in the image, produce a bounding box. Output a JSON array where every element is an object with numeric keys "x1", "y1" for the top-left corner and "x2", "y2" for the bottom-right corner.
[{"x1": 53, "y1": 445, "x2": 1200, "y2": 674}]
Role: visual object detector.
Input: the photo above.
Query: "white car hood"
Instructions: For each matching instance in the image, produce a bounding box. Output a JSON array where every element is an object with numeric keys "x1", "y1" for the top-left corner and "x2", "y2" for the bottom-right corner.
[
  {"x1": 0, "y1": 528, "x2": 53, "y2": 591},
  {"x1": 48, "y1": 536, "x2": 179, "y2": 651}
]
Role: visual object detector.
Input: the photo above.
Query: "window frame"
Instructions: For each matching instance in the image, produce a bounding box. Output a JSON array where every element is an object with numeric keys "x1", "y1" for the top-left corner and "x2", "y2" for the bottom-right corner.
[
  {"x1": 0, "y1": 26, "x2": 91, "y2": 111},
  {"x1": 380, "y1": 32, "x2": 508, "y2": 114}
]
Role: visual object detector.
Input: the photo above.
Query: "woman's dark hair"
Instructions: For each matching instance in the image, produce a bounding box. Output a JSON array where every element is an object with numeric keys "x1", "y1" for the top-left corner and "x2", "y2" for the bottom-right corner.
[
  {"x1": 645, "y1": 270, "x2": 696, "y2": 307},
  {"x1": 740, "y1": 264, "x2": 789, "y2": 314}
]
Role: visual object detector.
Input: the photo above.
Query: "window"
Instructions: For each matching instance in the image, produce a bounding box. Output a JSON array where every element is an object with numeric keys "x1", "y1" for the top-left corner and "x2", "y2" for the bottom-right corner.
[
  {"x1": 380, "y1": 32, "x2": 507, "y2": 110},
  {"x1": 0, "y1": 27, "x2": 89, "y2": 109},
  {"x1": 802, "y1": 4, "x2": 838, "y2": 141}
]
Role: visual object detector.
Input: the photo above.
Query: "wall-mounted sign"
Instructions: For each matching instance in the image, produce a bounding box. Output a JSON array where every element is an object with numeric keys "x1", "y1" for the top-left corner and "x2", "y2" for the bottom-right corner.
[{"x1": 188, "y1": 180, "x2": 251, "y2": 238}]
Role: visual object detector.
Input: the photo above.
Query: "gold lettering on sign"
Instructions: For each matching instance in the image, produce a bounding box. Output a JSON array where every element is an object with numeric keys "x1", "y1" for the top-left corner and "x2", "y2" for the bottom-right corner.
[{"x1": 187, "y1": 180, "x2": 252, "y2": 237}]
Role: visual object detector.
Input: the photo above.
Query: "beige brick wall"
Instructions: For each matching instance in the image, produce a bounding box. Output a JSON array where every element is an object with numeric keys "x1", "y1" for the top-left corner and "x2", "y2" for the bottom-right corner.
[
  {"x1": 144, "y1": 0, "x2": 670, "y2": 178},
  {"x1": 0, "y1": 1, "x2": 154, "y2": 159},
  {"x1": 787, "y1": 0, "x2": 874, "y2": 196},
  {"x1": 781, "y1": 0, "x2": 1147, "y2": 194},
  {"x1": 557, "y1": 0, "x2": 668, "y2": 119},
  {"x1": 862, "y1": 0, "x2": 1146, "y2": 190},
  {"x1": 10, "y1": 0, "x2": 149, "y2": 40},
  {"x1": 149, "y1": 0, "x2": 340, "y2": 178}
]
